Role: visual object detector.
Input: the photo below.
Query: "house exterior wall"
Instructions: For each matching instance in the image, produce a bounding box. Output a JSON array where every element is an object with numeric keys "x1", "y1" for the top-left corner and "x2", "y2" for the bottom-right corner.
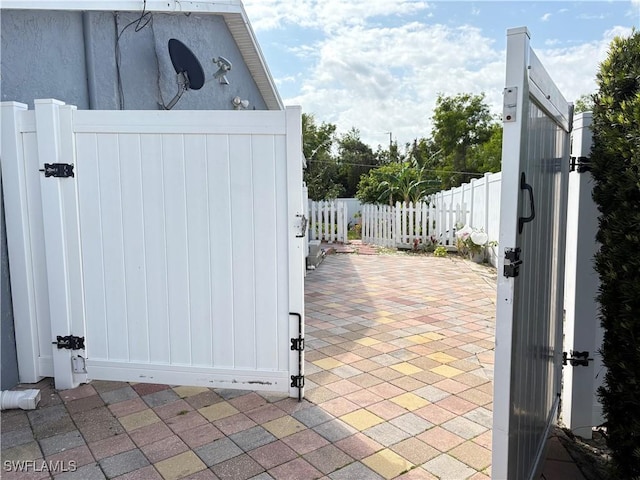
[{"x1": 1, "y1": 9, "x2": 268, "y2": 111}]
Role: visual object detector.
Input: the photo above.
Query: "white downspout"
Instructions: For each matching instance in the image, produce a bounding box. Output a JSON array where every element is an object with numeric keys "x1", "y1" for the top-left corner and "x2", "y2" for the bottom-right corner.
[{"x1": 0, "y1": 389, "x2": 40, "y2": 410}]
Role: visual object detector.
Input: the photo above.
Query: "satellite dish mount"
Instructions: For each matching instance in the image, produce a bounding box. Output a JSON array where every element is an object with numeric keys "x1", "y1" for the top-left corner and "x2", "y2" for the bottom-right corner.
[{"x1": 163, "y1": 39, "x2": 205, "y2": 110}]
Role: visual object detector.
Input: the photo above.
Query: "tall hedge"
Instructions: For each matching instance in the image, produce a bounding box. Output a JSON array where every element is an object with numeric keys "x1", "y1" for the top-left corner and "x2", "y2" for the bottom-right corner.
[{"x1": 591, "y1": 30, "x2": 640, "y2": 478}]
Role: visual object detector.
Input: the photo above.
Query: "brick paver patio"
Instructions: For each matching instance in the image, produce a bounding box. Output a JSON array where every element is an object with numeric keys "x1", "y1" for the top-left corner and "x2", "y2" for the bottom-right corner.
[{"x1": 1, "y1": 252, "x2": 584, "y2": 479}]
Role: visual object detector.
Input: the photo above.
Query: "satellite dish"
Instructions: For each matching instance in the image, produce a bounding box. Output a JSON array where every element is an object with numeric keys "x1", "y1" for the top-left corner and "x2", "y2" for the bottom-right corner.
[{"x1": 162, "y1": 39, "x2": 205, "y2": 109}]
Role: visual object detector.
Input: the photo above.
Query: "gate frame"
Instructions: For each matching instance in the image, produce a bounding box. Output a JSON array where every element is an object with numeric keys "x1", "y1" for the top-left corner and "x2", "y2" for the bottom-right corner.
[
  {"x1": 493, "y1": 27, "x2": 572, "y2": 479},
  {"x1": 35, "y1": 99, "x2": 88, "y2": 390}
]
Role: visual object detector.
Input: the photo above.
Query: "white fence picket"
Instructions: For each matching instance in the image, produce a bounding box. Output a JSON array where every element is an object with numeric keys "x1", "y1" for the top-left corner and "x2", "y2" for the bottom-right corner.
[
  {"x1": 307, "y1": 200, "x2": 348, "y2": 243},
  {"x1": 361, "y1": 200, "x2": 452, "y2": 249}
]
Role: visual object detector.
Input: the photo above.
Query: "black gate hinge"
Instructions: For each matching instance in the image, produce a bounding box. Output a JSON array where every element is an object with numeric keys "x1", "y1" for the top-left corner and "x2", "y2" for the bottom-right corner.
[
  {"x1": 40, "y1": 163, "x2": 75, "y2": 178},
  {"x1": 53, "y1": 335, "x2": 85, "y2": 350},
  {"x1": 503, "y1": 248, "x2": 522, "y2": 278},
  {"x1": 570, "y1": 156, "x2": 591, "y2": 173},
  {"x1": 290, "y1": 337, "x2": 305, "y2": 352},
  {"x1": 563, "y1": 350, "x2": 593, "y2": 367},
  {"x1": 290, "y1": 375, "x2": 305, "y2": 389}
]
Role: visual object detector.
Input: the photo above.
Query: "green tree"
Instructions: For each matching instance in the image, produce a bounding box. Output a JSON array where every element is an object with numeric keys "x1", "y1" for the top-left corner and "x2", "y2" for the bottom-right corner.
[
  {"x1": 430, "y1": 93, "x2": 497, "y2": 188},
  {"x1": 336, "y1": 128, "x2": 378, "y2": 197},
  {"x1": 590, "y1": 30, "x2": 640, "y2": 479},
  {"x1": 467, "y1": 124, "x2": 503, "y2": 173},
  {"x1": 574, "y1": 93, "x2": 595, "y2": 113},
  {"x1": 302, "y1": 114, "x2": 343, "y2": 200}
]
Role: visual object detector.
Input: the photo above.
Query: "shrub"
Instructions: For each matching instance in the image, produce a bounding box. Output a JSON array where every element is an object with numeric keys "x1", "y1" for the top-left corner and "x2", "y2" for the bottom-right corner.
[
  {"x1": 433, "y1": 246, "x2": 448, "y2": 257},
  {"x1": 591, "y1": 29, "x2": 640, "y2": 479}
]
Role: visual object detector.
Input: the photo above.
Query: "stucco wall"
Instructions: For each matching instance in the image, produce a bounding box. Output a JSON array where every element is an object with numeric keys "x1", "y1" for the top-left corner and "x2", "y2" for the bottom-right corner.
[
  {"x1": 1, "y1": 10, "x2": 90, "y2": 108},
  {"x1": 1, "y1": 9, "x2": 268, "y2": 111}
]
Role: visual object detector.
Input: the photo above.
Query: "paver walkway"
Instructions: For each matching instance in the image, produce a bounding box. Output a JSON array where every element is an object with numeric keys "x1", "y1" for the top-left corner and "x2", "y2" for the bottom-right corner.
[
  {"x1": 1, "y1": 252, "x2": 582, "y2": 479},
  {"x1": 303, "y1": 254, "x2": 496, "y2": 479}
]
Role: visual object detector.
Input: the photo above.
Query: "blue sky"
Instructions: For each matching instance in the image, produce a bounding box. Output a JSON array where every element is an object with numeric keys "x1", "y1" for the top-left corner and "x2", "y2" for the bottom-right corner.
[{"x1": 243, "y1": 0, "x2": 638, "y2": 148}]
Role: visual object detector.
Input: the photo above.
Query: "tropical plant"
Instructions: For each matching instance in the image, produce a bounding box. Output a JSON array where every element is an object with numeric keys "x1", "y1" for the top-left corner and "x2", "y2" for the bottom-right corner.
[
  {"x1": 376, "y1": 162, "x2": 430, "y2": 205},
  {"x1": 355, "y1": 159, "x2": 434, "y2": 205}
]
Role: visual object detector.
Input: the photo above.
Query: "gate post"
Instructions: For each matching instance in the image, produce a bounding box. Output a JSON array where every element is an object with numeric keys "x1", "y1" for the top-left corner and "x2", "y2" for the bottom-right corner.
[
  {"x1": 286, "y1": 106, "x2": 305, "y2": 399},
  {"x1": 35, "y1": 99, "x2": 86, "y2": 390},
  {"x1": 561, "y1": 112, "x2": 603, "y2": 438}
]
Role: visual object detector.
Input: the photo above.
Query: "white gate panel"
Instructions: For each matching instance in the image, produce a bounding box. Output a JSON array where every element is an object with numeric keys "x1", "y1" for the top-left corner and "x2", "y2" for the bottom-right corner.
[
  {"x1": 3, "y1": 101, "x2": 305, "y2": 394},
  {"x1": 74, "y1": 128, "x2": 293, "y2": 384},
  {"x1": 493, "y1": 28, "x2": 572, "y2": 480}
]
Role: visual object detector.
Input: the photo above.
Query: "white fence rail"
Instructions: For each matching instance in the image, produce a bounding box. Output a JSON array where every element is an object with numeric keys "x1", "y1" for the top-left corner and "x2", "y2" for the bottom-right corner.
[
  {"x1": 307, "y1": 200, "x2": 348, "y2": 243},
  {"x1": 361, "y1": 200, "x2": 468, "y2": 249}
]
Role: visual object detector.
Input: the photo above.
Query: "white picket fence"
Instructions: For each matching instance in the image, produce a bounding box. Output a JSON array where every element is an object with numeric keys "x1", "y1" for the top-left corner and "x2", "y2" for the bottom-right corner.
[
  {"x1": 360, "y1": 171, "x2": 502, "y2": 264},
  {"x1": 307, "y1": 200, "x2": 349, "y2": 243},
  {"x1": 361, "y1": 201, "x2": 468, "y2": 249}
]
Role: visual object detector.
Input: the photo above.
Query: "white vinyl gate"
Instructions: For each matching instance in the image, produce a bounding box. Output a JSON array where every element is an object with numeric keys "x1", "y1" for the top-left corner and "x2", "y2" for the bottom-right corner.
[
  {"x1": 492, "y1": 28, "x2": 573, "y2": 479},
  {"x1": 1, "y1": 99, "x2": 306, "y2": 397}
]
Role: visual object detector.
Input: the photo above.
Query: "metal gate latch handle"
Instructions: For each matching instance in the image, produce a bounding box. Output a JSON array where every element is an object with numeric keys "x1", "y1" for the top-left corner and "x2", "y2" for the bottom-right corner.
[{"x1": 518, "y1": 172, "x2": 535, "y2": 234}]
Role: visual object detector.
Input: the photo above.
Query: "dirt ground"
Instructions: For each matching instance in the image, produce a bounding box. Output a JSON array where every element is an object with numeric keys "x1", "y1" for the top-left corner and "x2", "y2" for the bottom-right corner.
[{"x1": 558, "y1": 427, "x2": 612, "y2": 480}]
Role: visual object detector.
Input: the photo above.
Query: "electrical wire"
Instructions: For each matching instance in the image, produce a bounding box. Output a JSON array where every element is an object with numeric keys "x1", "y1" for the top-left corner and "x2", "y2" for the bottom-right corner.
[{"x1": 115, "y1": 0, "x2": 153, "y2": 109}]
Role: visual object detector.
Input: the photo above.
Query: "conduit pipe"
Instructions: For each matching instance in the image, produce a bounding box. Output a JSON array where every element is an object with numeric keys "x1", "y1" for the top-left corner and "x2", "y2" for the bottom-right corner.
[{"x1": 1, "y1": 389, "x2": 40, "y2": 410}]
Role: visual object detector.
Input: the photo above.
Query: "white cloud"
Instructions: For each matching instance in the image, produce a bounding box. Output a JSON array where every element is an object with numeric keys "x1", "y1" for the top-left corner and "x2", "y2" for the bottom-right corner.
[
  {"x1": 242, "y1": 1, "x2": 635, "y2": 148},
  {"x1": 282, "y1": 22, "x2": 503, "y2": 146},
  {"x1": 577, "y1": 13, "x2": 606, "y2": 20},
  {"x1": 274, "y1": 75, "x2": 297, "y2": 85},
  {"x1": 541, "y1": 12, "x2": 552, "y2": 21},
  {"x1": 243, "y1": 0, "x2": 431, "y2": 32},
  {"x1": 537, "y1": 26, "x2": 633, "y2": 103}
]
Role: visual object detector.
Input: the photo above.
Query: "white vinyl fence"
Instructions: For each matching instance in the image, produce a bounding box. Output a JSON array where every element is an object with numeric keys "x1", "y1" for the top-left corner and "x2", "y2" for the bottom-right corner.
[
  {"x1": 2, "y1": 99, "x2": 306, "y2": 396},
  {"x1": 432, "y1": 172, "x2": 502, "y2": 247},
  {"x1": 307, "y1": 200, "x2": 348, "y2": 243}
]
